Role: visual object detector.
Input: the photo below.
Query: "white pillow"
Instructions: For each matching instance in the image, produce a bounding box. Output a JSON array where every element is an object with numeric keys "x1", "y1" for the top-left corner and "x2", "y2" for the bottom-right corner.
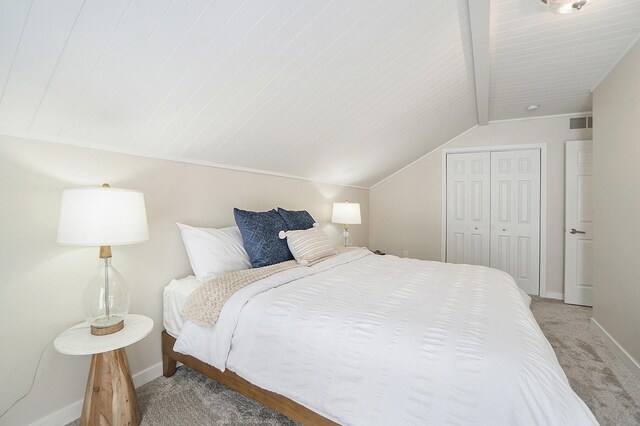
[
  {"x1": 177, "y1": 223, "x2": 251, "y2": 282},
  {"x1": 279, "y1": 227, "x2": 337, "y2": 265}
]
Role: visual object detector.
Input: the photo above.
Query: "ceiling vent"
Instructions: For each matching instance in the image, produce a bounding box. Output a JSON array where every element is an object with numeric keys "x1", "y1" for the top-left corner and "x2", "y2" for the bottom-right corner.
[{"x1": 569, "y1": 116, "x2": 593, "y2": 129}]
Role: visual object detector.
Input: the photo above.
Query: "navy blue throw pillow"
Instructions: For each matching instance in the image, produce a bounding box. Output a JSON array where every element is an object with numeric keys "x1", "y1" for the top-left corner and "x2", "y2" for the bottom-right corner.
[
  {"x1": 277, "y1": 208, "x2": 316, "y2": 231},
  {"x1": 234, "y1": 208, "x2": 294, "y2": 268}
]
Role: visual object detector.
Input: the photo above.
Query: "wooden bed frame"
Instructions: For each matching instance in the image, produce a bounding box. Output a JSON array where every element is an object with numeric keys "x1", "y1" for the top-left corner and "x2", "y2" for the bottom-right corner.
[{"x1": 161, "y1": 331, "x2": 337, "y2": 425}]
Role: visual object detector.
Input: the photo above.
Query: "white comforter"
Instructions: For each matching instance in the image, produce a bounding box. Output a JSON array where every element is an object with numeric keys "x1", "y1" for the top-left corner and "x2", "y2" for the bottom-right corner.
[{"x1": 174, "y1": 249, "x2": 597, "y2": 425}]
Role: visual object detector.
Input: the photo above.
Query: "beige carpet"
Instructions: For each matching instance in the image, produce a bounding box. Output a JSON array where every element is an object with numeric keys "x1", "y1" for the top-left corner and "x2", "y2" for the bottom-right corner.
[
  {"x1": 68, "y1": 297, "x2": 640, "y2": 425},
  {"x1": 530, "y1": 297, "x2": 640, "y2": 426}
]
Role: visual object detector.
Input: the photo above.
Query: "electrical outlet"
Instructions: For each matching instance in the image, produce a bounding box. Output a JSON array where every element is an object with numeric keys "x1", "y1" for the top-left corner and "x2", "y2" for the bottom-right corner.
[{"x1": 402, "y1": 249, "x2": 409, "y2": 258}]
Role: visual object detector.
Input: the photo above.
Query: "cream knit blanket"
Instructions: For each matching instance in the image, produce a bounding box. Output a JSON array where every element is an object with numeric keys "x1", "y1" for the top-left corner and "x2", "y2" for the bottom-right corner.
[
  {"x1": 182, "y1": 257, "x2": 326, "y2": 326},
  {"x1": 182, "y1": 248, "x2": 363, "y2": 327}
]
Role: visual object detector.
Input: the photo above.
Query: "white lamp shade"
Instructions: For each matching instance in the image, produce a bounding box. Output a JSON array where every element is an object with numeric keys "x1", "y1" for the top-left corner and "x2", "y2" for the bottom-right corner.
[
  {"x1": 57, "y1": 186, "x2": 149, "y2": 246},
  {"x1": 331, "y1": 202, "x2": 361, "y2": 225}
]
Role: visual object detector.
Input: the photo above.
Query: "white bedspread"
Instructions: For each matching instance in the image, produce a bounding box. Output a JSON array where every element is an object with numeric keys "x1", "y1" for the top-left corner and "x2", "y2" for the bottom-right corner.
[
  {"x1": 163, "y1": 275, "x2": 200, "y2": 337},
  {"x1": 174, "y1": 249, "x2": 597, "y2": 425}
]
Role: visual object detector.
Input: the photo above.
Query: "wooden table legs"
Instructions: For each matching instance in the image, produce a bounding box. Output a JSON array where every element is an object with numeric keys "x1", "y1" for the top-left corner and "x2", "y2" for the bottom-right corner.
[{"x1": 80, "y1": 348, "x2": 140, "y2": 426}]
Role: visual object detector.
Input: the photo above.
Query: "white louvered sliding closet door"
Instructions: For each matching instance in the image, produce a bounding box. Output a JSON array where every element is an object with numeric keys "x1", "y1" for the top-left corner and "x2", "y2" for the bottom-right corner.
[
  {"x1": 446, "y1": 152, "x2": 490, "y2": 266},
  {"x1": 490, "y1": 150, "x2": 541, "y2": 295}
]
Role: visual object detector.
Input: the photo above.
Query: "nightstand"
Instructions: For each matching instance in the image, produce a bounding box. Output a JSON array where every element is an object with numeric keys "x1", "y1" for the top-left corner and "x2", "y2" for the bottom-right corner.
[{"x1": 54, "y1": 314, "x2": 153, "y2": 426}]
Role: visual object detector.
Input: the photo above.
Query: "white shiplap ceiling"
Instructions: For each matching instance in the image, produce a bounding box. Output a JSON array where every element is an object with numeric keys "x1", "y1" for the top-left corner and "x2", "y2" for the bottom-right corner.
[
  {"x1": 490, "y1": 0, "x2": 640, "y2": 120},
  {"x1": 0, "y1": 0, "x2": 638, "y2": 187}
]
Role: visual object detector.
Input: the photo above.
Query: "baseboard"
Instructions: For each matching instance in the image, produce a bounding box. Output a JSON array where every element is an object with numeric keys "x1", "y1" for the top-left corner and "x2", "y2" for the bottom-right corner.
[
  {"x1": 30, "y1": 361, "x2": 163, "y2": 426},
  {"x1": 131, "y1": 360, "x2": 164, "y2": 389},
  {"x1": 591, "y1": 318, "x2": 640, "y2": 379},
  {"x1": 543, "y1": 291, "x2": 564, "y2": 300},
  {"x1": 29, "y1": 399, "x2": 84, "y2": 426}
]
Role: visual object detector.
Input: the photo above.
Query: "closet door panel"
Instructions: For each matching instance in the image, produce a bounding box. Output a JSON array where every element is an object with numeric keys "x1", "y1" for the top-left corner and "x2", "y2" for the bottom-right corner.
[
  {"x1": 490, "y1": 149, "x2": 540, "y2": 295},
  {"x1": 446, "y1": 152, "x2": 490, "y2": 266},
  {"x1": 446, "y1": 156, "x2": 468, "y2": 264},
  {"x1": 518, "y1": 236, "x2": 532, "y2": 281},
  {"x1": 495, "y1": 235, "x2": 511, "y2": 272},
  {"x1": 471, "y1": 154, "x2": 490, "y2": 267}
]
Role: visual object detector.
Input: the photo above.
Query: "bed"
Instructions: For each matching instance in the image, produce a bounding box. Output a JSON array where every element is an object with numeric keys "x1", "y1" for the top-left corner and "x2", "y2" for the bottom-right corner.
[{"x1": 162, "y1": 248, "x2": 597, "y2": 425}]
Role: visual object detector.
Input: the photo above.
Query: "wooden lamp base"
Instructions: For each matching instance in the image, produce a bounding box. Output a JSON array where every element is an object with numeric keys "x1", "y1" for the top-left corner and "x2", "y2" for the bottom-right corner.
[
  {"x1": 80, "y1": 348, "x2": 140, "y2": 426},
  {"x1": 91, "y1": 320, "x2": 124, "y2": 336}
]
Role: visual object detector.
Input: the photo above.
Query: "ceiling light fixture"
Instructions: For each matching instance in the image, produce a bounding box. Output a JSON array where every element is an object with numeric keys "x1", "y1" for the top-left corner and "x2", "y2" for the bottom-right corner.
[
  {"x1": 526, "y1": 104, "x2": 540, "y2": 111},
  {"x1": 540, "y1": 0, "x2": 591, "y2": 14}
]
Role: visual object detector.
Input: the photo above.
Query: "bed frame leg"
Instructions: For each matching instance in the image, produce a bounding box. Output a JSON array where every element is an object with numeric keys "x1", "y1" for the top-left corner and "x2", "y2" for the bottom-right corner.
[
  {"x1": 161, "y1": 331, "x2": 178, "y2": 377},
  {"x1": 163, "y1": 354, "x2": 177, "y2": 377}
]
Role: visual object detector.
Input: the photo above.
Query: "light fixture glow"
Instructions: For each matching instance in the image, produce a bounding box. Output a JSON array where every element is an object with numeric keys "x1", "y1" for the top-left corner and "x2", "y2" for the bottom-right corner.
[{"x1": 540, "y1": 0, "x2": 592, "y2": 14}]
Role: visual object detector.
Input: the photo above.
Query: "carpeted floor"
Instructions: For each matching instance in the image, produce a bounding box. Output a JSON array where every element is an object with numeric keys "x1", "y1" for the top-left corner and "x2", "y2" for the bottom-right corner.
[
  {"x1": 529, "y1": 297, "x2": 640, "y2": 426},
  {"x1": 68, "y1": 297, "x2": 640, "y2": 425}
]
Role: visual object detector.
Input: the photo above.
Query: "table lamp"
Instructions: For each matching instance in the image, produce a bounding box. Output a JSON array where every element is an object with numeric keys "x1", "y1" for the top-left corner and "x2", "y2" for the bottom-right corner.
[
  {"x1": 331, "y1": 201, "x2": 361, "y2": 247},
  {"x1": 57, "y1": 184, "x2": 149, "y2": 336}
]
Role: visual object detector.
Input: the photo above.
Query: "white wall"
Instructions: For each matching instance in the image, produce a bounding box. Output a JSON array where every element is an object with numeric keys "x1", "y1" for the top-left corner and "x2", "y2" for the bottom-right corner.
[
  {"x1": 0, "y1": 134, "x2": 368, "y2": 426},
  {"x1": 370, "y1": 116, "x2": 592, "y2": 298},
  {"x1": 592, "y1": 40, "x2": 640, "y2": 368}
]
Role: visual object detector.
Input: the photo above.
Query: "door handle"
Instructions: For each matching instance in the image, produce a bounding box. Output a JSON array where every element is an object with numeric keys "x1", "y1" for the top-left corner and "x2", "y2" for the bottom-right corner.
[{"x1": 570, "y1": 228, "x2": 586, "y2": 234}]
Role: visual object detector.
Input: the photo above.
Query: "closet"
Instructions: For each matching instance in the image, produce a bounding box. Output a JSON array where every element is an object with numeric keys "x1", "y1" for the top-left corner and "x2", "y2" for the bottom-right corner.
[{"x1": 445, "y1": 148, "x2": 541, "y2": 295}]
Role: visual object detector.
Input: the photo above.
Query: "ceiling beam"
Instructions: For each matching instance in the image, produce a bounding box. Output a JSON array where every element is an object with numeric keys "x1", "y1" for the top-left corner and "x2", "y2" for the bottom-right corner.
[{"x1": 468, "y1": 0, "x2": 491, "y2": 125}]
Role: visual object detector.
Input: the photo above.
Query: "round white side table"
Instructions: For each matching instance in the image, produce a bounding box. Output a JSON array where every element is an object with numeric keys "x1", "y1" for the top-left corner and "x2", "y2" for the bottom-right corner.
[{"x1": 54, "y1": 314, "x2": 153, "y2": 426}]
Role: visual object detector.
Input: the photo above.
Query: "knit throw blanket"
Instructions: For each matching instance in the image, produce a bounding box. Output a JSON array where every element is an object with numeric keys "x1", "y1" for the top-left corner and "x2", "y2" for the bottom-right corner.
[{"x1": 182, "y1": 256, "x2": 333, "y2": 327}]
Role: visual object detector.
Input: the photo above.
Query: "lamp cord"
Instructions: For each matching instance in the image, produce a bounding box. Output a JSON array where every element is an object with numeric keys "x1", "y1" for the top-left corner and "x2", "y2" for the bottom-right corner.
[{"x1": 0, "y1": 326, "x2": 90, "y2": 420}]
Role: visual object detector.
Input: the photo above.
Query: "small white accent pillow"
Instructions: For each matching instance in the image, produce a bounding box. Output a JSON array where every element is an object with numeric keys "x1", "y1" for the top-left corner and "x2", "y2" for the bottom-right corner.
[
  {"x1": 177, "y1": 223, "x2": 251, "y2": 282},
  {"x1": 279, "y1": 227, "x2": 337, "y2": 265}
]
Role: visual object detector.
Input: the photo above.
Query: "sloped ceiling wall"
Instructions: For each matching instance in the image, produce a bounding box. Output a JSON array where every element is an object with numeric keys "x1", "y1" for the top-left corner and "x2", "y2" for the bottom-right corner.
[{"x1": 0, "y1": 0, "x2": 639, "y2": 187}]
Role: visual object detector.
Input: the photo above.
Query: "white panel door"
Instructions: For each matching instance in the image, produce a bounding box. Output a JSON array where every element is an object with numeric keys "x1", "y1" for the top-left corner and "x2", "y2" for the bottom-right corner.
[
  {"x1": 490, "y1": 150, "x2": 541, "y2": 295},
  {"x1": 564, "y1": 141, "x2": 593, "y2": 306},
  {"x1": 446, "y1": 152, "x2": 490, "y2": 266}
]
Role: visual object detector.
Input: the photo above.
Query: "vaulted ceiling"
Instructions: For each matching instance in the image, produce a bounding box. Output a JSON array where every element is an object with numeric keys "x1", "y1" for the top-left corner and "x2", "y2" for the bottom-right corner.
[
  {"x1": 0, "y1": 0, "x2": 639, "y2": 187},
  {"x1": 490, "y1": 0, "x2": 640, "y2": 120}
]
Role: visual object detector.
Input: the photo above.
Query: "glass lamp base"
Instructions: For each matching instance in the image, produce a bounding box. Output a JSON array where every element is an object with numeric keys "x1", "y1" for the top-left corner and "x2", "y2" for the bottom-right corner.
[
  {"x1": 343, "y1": 227, "x2": 352, "y2": 247},
  {"x1": 84, "y1": 257, "x2": 130, "y2": 336},
  {"x1": 91, "y1": 316, "x2": 125, "y2": 336}
]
